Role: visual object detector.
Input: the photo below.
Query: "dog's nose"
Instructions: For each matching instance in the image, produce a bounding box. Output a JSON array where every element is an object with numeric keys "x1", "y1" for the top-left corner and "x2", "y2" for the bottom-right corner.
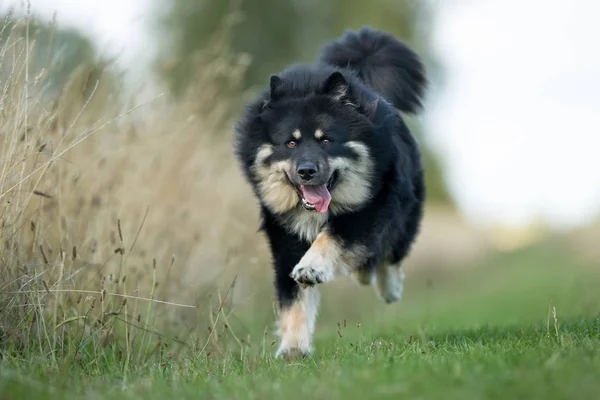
[{"x1": 297, "y1": 163, "x2": 318, "y2": 181}]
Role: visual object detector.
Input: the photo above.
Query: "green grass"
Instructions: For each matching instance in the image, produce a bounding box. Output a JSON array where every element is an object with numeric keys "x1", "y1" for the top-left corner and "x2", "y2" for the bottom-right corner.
[{"x1": 1, "y1": 242, "x2": 599, "y2": 400}]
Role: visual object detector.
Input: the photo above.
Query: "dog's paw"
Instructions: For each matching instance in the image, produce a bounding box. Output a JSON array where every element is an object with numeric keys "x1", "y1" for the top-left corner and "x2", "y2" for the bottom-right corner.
[
  {"x1": 381, "y1": 287, "x2": 402, "y2": 304},
  {"x1": 376, "y1": 265, "x2": 405, "y2": 304},
  {"x1": 290, "y1": 252, "x2": 335, "y2": 286},
  {"x1": 275, "y1": 344, "x2": 312, "y2": 360},
  {"x1": 290, "y1": 265, "x2": 331, "y2": 286}
]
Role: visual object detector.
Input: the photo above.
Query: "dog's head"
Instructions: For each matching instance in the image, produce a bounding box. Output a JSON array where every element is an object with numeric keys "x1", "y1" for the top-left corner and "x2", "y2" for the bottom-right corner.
[{"x1": 242, "y1": 70, "x2": 379, "y2": 216}]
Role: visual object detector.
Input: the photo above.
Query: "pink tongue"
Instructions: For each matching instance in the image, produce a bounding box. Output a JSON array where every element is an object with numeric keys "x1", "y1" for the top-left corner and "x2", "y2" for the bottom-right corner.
[{"x1": 300, "y1": 184, "x2": 331, "y2": 214}]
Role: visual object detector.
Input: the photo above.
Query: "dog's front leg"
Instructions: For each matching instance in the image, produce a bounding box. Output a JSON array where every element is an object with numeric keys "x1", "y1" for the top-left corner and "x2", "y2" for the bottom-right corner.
[
  {"x1": 278, "y1": 231, "x2": 367, "y2": 357},
  {"x1": 291, "y1": 231, "x2": 368, "y2": 286},
  {"x1": 275, "y1": 283, "x2": 319, "y2": 359},
  {"x1": 266, "y1": 228, "x2": 319, "y2": 358},
  {"x1": 290, "y1": 231, "x2": 339, "y2": 286}
]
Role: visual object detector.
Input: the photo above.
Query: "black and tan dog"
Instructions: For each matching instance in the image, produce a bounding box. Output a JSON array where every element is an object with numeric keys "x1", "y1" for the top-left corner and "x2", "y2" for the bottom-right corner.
[{"x1": 233, "y1": 27, "x2": 427, "y2": 358}]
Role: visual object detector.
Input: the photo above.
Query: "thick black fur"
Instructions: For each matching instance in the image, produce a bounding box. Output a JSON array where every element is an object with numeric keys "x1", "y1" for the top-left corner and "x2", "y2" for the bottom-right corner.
[
  {"x1": 233, "y1": 26, "x2": 426, "y2": 311},
  {"x1": 318, "y1": 27, "x2": 427, "y2": 113}
]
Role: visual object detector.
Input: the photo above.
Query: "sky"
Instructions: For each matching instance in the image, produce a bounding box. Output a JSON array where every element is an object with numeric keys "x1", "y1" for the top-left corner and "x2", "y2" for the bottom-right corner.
[
  {"x1": 0, "y1": 0, "x2": 160, "y2": 77},
  {"x1": 2, "y1": 0, "x2": 599, "y2": 230},
  {"x1": 427, "y1": 0, "x2": 600, "y2": 229}
]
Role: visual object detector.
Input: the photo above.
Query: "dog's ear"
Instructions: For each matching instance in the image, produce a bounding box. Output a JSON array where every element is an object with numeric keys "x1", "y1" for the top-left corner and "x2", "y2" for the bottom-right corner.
[
  {"x1": 322, "y1": 71, "x2": 356, "y2": 107},
  {"x1": 269, "y1": 75, "x2": 283, "y2": 97},
  {"x1": 263, "y1": 75, "x2": 284, "y2": 110}
]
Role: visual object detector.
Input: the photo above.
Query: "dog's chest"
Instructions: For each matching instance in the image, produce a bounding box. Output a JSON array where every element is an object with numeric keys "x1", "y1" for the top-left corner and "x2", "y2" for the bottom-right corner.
[{"x1": 284, "y1": 210, "x2": 328, "y2": 243}]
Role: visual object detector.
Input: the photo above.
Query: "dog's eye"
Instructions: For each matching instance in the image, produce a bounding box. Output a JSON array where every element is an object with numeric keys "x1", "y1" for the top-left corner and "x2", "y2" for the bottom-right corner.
[
  {"x1": 286, "y1": 140, "x2": 297, "y2": 148},
  {"x1": 322, "y1": 139, "x2": 331, "y2": 145}
]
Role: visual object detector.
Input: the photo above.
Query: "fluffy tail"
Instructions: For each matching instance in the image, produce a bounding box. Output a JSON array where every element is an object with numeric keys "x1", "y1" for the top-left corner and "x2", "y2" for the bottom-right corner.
[{"x1": 318, "y1": 26, "x2": 427, "y2": 114}]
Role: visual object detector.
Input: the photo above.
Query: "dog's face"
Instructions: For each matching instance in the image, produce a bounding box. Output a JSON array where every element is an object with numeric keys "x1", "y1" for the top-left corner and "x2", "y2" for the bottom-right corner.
[{"x1": 249, "y1": 72, "x2": 376, "y2": 216}]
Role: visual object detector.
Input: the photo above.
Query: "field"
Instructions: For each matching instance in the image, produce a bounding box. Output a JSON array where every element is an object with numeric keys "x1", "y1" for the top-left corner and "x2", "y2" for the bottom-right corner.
[
  {"x1": 2, "y1": 241, "x2": 600, "y2": 399},
  {"x1": 1, "y1": 15, "x2": 600, "y2": 400}
]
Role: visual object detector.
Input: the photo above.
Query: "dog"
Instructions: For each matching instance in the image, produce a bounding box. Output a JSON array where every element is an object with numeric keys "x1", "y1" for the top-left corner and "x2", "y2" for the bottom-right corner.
[{"x1": 233, "y1": 26, "x2": 427, "y2": 358}]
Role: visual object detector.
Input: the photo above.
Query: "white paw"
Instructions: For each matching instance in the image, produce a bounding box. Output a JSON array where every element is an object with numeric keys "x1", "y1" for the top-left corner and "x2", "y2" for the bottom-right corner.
[
  {"x1": 275, "y1": 343, "x2": 312, "y2": 359},
  {"x1": 376, "y1": 266, "x2": 404, "y2": 304},
  {"x1": 381, "y1": 285, "x2": 402, "y2": 304},
  {"x1": 290, "y1": 251, "x2": 335, "y2": 286}
]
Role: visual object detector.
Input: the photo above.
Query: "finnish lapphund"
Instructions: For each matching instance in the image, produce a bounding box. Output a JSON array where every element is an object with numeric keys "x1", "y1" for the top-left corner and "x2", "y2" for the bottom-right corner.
[{"x1": 233, "y1": 26, "x2": 427, "y2": 358}]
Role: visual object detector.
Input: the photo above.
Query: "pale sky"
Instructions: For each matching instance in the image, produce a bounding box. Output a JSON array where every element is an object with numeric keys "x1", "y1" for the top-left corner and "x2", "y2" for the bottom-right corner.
[
  {"x1": 3, "y1": 0, "x2": 600, "y2": 230},
  {"x1": 0, "y1": 0, "x2": 160, "y2": 76},
  {"x1": 427, "y1": 0, "x2": 600, "y2": 229}
]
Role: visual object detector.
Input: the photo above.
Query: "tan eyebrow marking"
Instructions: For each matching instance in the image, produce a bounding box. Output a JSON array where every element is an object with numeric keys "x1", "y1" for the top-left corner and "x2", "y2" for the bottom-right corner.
[
  {"x1": 314, "y1": 129, "x2": 324, "y2": 139},
  {"x1": 293, "y1": 129, "x2": 302, "y2": 140}
]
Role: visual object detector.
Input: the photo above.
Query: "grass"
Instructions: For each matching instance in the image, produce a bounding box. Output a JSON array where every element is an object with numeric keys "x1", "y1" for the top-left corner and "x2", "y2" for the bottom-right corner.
[
  {"x1": 1, "y1": 10, "x2": 599, "y2": 400},
  {"x1": 3, "y1": 323, "x2": 600, "y2": 400},
  {"x1": 1, "y1": 240, "x2": 599, "y2": 399}
]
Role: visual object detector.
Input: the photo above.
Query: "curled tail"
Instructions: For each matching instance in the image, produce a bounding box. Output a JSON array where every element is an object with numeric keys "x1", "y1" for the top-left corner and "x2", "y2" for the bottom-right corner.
[{"x1": 318, "y1": 26, "x2": 427, "y2": 114}]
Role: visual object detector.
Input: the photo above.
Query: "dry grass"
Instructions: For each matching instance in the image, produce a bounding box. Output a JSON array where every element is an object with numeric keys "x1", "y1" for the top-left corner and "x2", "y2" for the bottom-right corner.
[{"x1": 0, "y1": 12, "x2": 271, "y2": 363}]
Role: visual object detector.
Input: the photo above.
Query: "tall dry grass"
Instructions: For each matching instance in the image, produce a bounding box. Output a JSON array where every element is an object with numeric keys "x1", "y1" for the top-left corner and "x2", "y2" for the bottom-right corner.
[{"x1": 0, "y1": 12, "x2": 273, "y2": 364}]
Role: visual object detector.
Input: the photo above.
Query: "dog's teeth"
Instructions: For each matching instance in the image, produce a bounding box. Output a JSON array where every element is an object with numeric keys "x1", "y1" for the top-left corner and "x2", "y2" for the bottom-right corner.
[
  {"x1": 301, "y1": 200, "x2": 316, "y2": 210},
  {"x1": 300, "y1": 198, "x2": 315, "y2": 210}
]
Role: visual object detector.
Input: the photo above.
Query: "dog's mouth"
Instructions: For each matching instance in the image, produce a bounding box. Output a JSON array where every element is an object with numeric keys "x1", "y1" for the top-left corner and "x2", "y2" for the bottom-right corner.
[{"x1": 286, "y1": 172, "x2": 337, "y2": 214}]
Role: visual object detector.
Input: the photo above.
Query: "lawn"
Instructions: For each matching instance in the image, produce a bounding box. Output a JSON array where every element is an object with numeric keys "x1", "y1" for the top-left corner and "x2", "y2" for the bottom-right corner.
[{"x1": 1, "y1": 241, "x2": 599, "y2": 400}]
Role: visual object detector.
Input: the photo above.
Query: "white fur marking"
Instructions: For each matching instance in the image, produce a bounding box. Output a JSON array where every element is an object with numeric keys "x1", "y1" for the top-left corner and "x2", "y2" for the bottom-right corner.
[
  {"x1": 375, "y1": 264, "x2": 405, "y2": 304},
  {"x1": 283, "y1": 210, "x2": 328, "y2": 243},
  {"x1": 329, "y1": 141, "x2": 374, "y2": 214},
  {"x1": 293, "y1": 129, "x2": 302, "y2": 140},
  {"x1": 255, "y1": 144, "x2": 274, "y2": 161},
  {"x1": 314, "y1": 129, "x2": 324, "y2": 139},
  {"x1": 251, "y1": 144, "x2": 298, "y2": 214},
  {"x1": 275, "y1": 286, "x2": 319, "y2": 358}
]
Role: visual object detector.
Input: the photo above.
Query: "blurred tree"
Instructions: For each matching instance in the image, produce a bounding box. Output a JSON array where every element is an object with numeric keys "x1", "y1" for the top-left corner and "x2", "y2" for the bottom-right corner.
[
  {"x1": 154, "y1": 0, "x2": 453, "y2": 206},
  {"x1": 0, "y1": 12, "x2": 121, "y2": 101}
]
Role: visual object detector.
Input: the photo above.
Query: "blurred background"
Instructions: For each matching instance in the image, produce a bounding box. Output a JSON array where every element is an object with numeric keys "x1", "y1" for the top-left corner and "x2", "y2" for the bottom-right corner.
[{"x1": 1, "y1": 0, "x2": 599, "y2": 353}]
